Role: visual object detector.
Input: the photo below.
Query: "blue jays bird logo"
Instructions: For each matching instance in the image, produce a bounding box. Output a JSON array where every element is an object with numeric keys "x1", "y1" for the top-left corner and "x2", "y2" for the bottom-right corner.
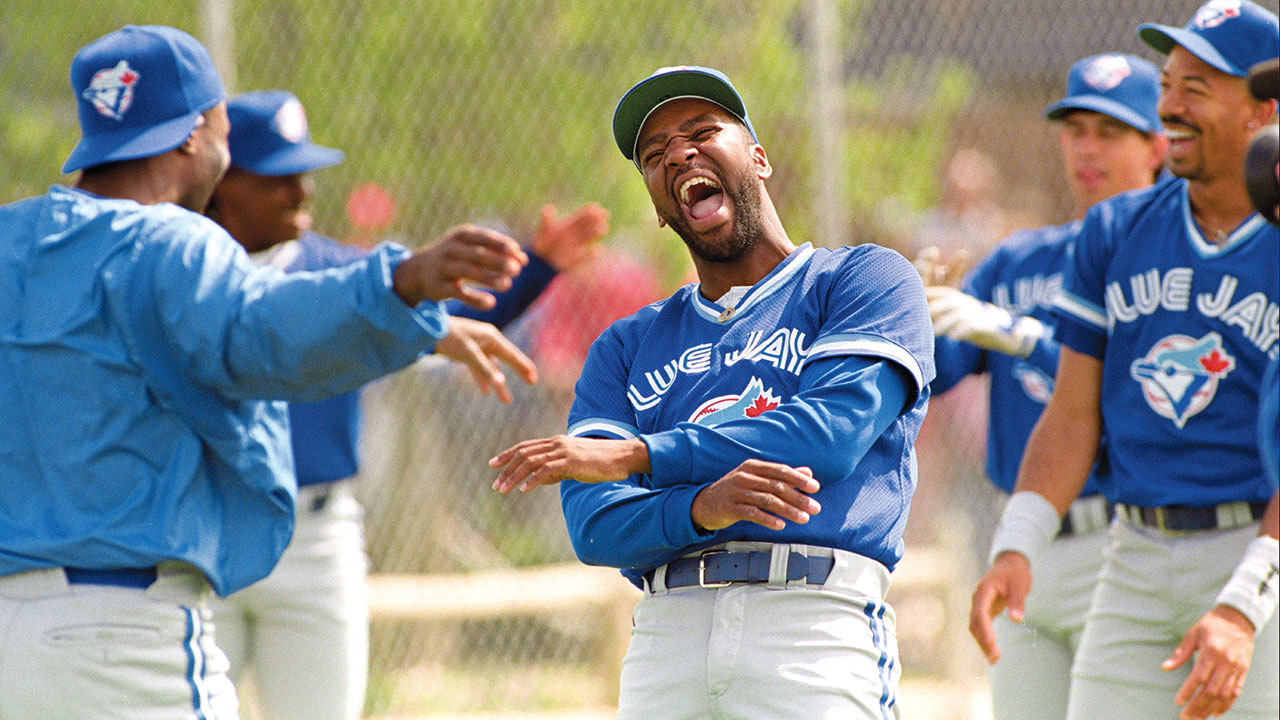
[
  {"x1": 1012, "y1": 361, "x2": 1054, "y2": 404},
  {"x1": 689, "y1": 377, "x2": 781, "y2": 427},
  {"x1": 1194, "y1": 0, "x2": 1242, "y2": 29},
  {"x1": 1083, "y1": 55, "x2": 1132, "y2": 91},
  {"x1": 1130, "y1": 332, "x2": 1236, "y2": 429},
  {"x1": 83, "y1": 60, "x2": 139, "y2": 121}
]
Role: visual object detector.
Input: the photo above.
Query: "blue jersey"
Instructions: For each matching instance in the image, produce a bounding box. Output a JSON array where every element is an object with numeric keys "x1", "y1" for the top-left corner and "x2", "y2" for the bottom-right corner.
[
  {"x1": 561, "y1": 243, "x2": 934, "y2": 585},
  {"x1": 276, "y1": 232, "x2": 557, "y2": 486},
  {"x1": 1055, "y1": 176, "x2": 1279, "y2": 507},
  {"x1": 1261, "y1": 358, "x2": 1279, "y2": 492},
  {"x1": 933, "y1": 222, "x2": 1107, "y2": 496},
  {"x1": 0, "y1": 187, "x2": 448, "y2": 596}
]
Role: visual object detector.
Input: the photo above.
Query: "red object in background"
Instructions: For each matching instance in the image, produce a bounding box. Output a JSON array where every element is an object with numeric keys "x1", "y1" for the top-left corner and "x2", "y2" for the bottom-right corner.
[
  {"x1": 528, "y1": 250, "x2": 665, "y2": 388},
  {"x1": 346, "y1": 182, "x2": 397, "y2": 232}
]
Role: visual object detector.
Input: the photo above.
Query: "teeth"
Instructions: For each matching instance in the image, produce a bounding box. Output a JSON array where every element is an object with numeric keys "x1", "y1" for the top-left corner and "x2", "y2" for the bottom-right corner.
[
  {"x1": 678, "y1": 176, "x2": 721, "y2": 204},
  {"x1": 1166, "y1": 128, "x2": 1195, "y2": 141}
]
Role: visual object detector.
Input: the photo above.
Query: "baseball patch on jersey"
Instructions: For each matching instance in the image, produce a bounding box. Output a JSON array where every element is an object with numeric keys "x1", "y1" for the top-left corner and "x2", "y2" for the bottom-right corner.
[
  {"x1": 1130, "y1": 332, "x2": 1236, "y2": 428},
  {"x1": 83, "y1": 60, "x2": 139, "y2": 121},
  {"x1": 689, "y1": 377, "x2": 780, "y2": 426},
  {"x1": 1194, "y1": 0, "x2": 1241, "y2": 29},
  {"x1": 1082, "y1": 55, "x2": 1132, "y2": 91},
  {"x1": 1012, "y1": 361, "x2": 1054, "y2": 404}
]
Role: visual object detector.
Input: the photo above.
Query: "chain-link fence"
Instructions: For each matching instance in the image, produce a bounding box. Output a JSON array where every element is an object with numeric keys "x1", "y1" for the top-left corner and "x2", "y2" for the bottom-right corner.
[{"x1": 1, "y1": 0, "x2": 1236, "y2": 717}]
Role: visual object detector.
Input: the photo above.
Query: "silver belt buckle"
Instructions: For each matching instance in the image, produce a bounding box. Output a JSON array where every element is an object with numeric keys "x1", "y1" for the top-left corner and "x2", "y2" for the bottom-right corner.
[{"x1": 698, "y1": 550, "x2": 732, "y2": 588}]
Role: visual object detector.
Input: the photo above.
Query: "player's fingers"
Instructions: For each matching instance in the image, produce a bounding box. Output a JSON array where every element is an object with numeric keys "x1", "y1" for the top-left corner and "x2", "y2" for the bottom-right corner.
[
  {"x1": 448, "y1": 283, "x2": 502, "y2": 310},
  {"x1": 738, "y1": 486, "x2": 816, "y2": 525},
  {"x1": 1164, "y1": 633, "x2": 1197, "y2": 672},
  {"x1": 488, "y1": 437, "x2": 551, "y2": 470},
  {"x1": 968, "y1": 581, "x2": 1005, "y2": 664},
  {"x1": 445, "y1": 224, "x2": 528, "y2": 265},
  {"x1": 1174, "y1": 654, "x2": 1212, "y2": 706},
  {"x1": 733, "y1": 459, "x2": 821, "y2": 494},
  {"x1": 734, "y1": 503, "x2": 788, "y2": 531},
  {"x1": 478, "y1": 328, "x2": 539, "y2": 386}
]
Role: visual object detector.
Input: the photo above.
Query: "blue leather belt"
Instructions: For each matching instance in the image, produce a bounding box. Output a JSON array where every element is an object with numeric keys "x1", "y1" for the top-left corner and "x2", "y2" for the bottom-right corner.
[
  {"x1": 1058, "y1": 499, "x2": 1115, "y2": 537},
  {"x1": 650, "y1": 550, "x2": 835, "y2": 590},
  {"x1": 64, "y1": 567, "x2": 158, "y2": 589}
]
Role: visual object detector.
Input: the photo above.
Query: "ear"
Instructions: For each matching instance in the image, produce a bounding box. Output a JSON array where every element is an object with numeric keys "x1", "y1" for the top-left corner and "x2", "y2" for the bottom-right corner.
[
  {"x1": 751, "y1": 143, "x2": 772, "y2": 181},
  {"x1": 1149, "y1": 132, "x2": 1170, "y2": 172},
  {"x1": 176, "y1": 115, "x2": 207, "y2": 156}
]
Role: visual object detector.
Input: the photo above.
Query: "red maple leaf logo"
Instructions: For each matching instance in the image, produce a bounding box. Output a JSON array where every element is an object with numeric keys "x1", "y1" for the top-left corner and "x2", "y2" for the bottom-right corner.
[
  {"x1": 120, "y1": 70, "x2": 137, "y2": 85},
  {"x1": 744, "y1": 393, "x2": 779, "y2": 418},
  {"x1": 1200, "y1": 349, "x2": 1230, "y2": 374}
]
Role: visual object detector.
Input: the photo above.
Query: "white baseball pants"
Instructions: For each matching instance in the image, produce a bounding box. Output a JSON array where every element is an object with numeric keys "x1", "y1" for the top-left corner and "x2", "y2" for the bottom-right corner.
[
  {"x1": 618, "y1": 542, "x2": 899, "y2": 720},
  {"x1": 0, "y1": 562, "x2": 237, "y2": 720},
  {"x1": 988, "y1": 502, "x2": 1110, "y2": 720},
  {"x1": 212, "y1": 481, "x2": 369, "y2": 720},
  {"x1": 1068, "y1": 518, "x2": 1279, "y2": 719}
]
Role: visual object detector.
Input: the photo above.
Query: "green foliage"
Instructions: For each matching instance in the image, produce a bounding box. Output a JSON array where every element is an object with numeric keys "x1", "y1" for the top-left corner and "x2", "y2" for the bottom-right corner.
[{"x1": 2, "y1": 0, "x2": 968, "y2": 264}]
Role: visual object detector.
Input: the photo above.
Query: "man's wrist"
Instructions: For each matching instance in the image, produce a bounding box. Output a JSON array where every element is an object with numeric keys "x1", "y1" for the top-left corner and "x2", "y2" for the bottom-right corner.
[{"x1": 1215, "y1": 535, "x2": 1280, "y2": 634}]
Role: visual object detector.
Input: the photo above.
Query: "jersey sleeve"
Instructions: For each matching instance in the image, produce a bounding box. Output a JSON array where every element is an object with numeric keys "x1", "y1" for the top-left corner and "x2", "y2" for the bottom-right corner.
[
  {"x1": 138, "y1": 218, "x2": 448, "y2": 402},
  {"x1": 445, "y1": 251, "x2": 557, "y2": 330},
  {"x1": 560, "y1": 319, "x2": 713, "y2": 570},
  {"x1": 644, "y1": 247, "x2": 930, "y2": 489},
  {"x1": 643, "y1": 354, "x2": 911, "y2": 487},
  {"x1": 805, "y1": 246, "x2": 935, "y2": 396},
  {"x1": 1053, "y1": 203, "x2": 1115, "y2": 360}
]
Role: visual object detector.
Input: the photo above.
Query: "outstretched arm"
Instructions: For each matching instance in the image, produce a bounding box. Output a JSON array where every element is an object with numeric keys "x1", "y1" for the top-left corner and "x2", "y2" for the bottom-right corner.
[{"x1": 446, "y1": 203, "x2": 609, "y2": 328}]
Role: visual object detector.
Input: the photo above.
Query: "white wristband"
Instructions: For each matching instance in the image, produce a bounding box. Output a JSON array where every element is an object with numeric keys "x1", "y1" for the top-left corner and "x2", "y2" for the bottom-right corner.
[
  {"x1": 1215, "y1": 535, "x2": 1280, "y2": 634},
  {"x1": 988, "y1": 491, "x2": 1061, "y2": 567}
]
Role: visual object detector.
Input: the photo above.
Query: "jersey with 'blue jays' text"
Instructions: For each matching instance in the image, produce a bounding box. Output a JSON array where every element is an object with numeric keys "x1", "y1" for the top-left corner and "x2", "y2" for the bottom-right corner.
[
  {"x1": 1055, "y1": 175, "x2": 1279, "y2": 507},
  {"x1": 268, "y1": 232, "x2": 556, "y2": 487},
  {"x1": 0, "y1": 187, "x2": 449, "y2": 596},
  {"x1": 561, "y1": 243, "x2": 934, "y2": 586},
  {"x1": 934, "y1": 221, "x2": 1107, "y2": 496}
]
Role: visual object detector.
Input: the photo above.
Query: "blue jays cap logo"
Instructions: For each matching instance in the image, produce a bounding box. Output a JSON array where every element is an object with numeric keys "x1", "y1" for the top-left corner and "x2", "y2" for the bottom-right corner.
[
  {"x1": 82, "y1": 60, "x2": 139, "y2": 121},
  {"x1": 689, "y1": 377, "x2": 780, "y2": 427},
  {"x1": 1194, "y1": 0, "x2": 1242, "y2": 29},
  {"x1": 1130, "y1": 332, "x2": 1236, "y2": 429},
  {"x1": 1082, "y1": 55, "x2": 1132, "y2": 91}
]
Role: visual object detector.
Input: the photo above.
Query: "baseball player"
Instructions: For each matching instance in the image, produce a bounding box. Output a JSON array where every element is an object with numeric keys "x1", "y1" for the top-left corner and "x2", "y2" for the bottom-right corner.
[
  {"x1": 927, "y1": 53, "x2": 1166, "y2": 720},
  {"x1": 969, "y1": 3, "x2": 1280, "y2": 719},
  {"x1": 204, "y1": 89, "x2": 607, "y2": 720},
  {"x1": 490, "y1": 66, "x2": 934, "y2": 719},
  {"x1": 0, "y1": 25, "x2": 533, "y2": 719}
]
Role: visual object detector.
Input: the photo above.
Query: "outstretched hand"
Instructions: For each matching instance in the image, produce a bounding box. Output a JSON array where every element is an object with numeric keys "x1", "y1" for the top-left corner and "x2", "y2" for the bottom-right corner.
[
  {"x1": 392, "y1": 224, "x2": 528, "y2": 309},
  {"x1": 1162, "y1": 604, "x2": 1256, "y2": 720},
  {"x1": 489, "y1": 435, "x2": 649, "y2": 493},
  {"x1": 968, "y1": 551, "x2": 1033, "y2": 664},
  {"x1": 912, "y1": 245, "x2": 972, "y2": 288},
  {"x1": 530, "y1": 203, "x2": 609, "y2": 272},
  {"x1": 434, "y1": 316, "x2": 537, "y2": 403}
]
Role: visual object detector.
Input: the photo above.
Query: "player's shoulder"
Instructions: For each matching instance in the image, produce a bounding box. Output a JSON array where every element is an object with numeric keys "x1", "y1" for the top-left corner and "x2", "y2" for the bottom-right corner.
[
  {"x1": 1087, "y1": 173, "x2": 1184, "y2": 233},
  {"x1": 295, "y1": 231, "x2": 367, "y2": 270},
  {"x1": 809, "y1": 242, "x2": 917, "y2": 283}
]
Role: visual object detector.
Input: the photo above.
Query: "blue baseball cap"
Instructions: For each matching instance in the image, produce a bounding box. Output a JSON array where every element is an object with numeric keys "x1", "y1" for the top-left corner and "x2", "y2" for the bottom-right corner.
[
  {"x1": 63, "y1": 25, "x2": 225, "y2": 174},
  {"x1": 612, "y1": 66, "x2": 757, "y2": 167},
  {"x1": 1043, "y1": 54, "x2": 1163, "y2": 134},
  {"x1": 1139, "y1": 0, "x2": 1279, "y2": 77},
  {"x1": 226, "y1": 91, "x2": 344, "y2": 175}
]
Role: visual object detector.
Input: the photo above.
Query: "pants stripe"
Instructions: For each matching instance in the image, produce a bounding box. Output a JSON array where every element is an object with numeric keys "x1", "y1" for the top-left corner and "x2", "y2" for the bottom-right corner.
[
  {"x1": 864, "y1": 599, "x2": 896, "y2": 719},
  {"x1": 184, "y1": 607, "x2": 209, "y2": 720}
]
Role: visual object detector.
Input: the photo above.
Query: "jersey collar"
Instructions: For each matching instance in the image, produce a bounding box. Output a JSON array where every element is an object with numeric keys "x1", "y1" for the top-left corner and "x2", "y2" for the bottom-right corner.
[
  {"x1": 1181, "y1": 187, "x2": 1270, "y2": 259},
  {"x1": 689, "y1": 243, "x2": 814, "y2": 324}
]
